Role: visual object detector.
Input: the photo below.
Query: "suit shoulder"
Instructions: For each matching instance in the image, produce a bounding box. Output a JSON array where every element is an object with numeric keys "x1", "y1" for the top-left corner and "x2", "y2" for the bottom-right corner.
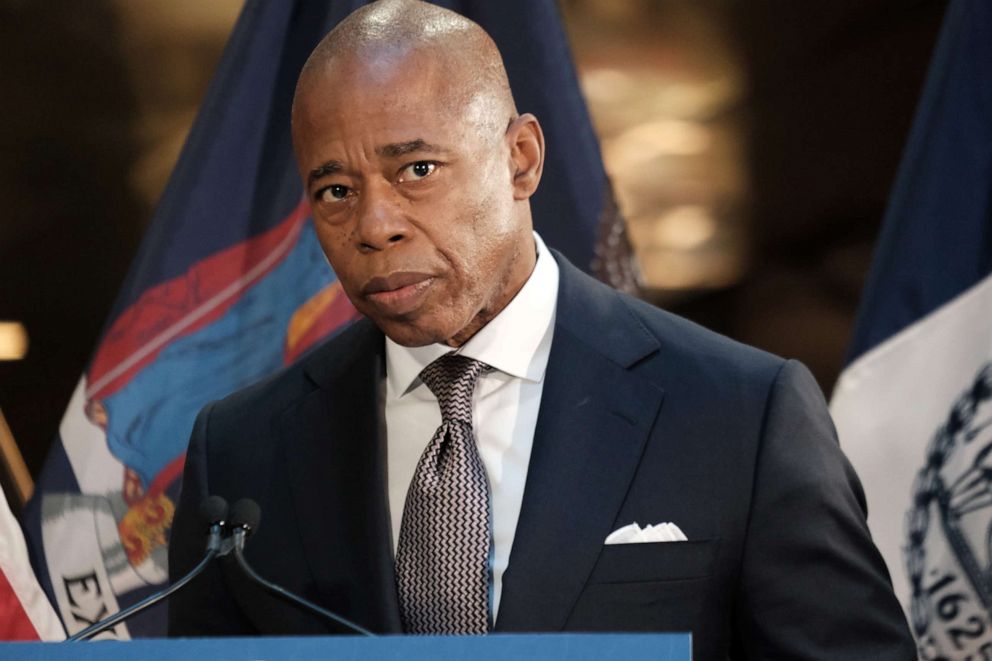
[
  {"x1": 556, "y1": 256, "x2": 785, "y2": 388},
  {"x1": 204, "y1": 318, "x2": 378, "y2": 431},
  {"x1": 620, "y1": 290, "x2": 784, "y2": 378}
]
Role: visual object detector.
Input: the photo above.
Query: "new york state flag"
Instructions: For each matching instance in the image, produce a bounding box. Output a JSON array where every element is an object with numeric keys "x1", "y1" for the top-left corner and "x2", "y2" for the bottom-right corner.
[{"x1": 21, "y1": 0, "x2": 629, "y2": 638}]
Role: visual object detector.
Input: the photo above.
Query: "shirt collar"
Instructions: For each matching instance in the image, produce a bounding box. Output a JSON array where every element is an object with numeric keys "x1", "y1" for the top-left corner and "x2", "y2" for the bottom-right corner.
[{"x1": 386, "y1": 232, "x2": 559, "y2": 396}]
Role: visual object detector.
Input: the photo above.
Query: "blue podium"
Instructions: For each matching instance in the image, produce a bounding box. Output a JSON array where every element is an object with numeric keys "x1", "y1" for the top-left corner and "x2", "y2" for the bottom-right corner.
[{"x1": 3, "y1": 633, "x2": 690, "y2": 660}]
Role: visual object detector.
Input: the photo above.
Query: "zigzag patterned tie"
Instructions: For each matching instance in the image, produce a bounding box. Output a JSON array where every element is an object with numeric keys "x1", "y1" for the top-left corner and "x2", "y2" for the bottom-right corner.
[{"x1": 395, "y1": 353, "x2": 492, "y2": 634}]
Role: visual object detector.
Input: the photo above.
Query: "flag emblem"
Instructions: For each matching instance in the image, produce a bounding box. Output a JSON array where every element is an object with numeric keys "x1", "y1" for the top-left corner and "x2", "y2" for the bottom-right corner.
[{"x1": 906, "y1": 364, "x2": 992, "y2": 658}]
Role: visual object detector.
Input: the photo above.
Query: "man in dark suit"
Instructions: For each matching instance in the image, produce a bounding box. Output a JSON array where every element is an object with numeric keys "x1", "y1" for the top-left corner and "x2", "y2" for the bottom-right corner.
[{"x1": 169, "y1": 1, "x2": 916, "y2": 658}]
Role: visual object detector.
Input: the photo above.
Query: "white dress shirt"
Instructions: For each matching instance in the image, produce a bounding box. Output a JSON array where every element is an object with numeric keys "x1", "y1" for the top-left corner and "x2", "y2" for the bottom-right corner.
[{"x1": 384, "y1": 232, "x2": 559, "y2": 620}]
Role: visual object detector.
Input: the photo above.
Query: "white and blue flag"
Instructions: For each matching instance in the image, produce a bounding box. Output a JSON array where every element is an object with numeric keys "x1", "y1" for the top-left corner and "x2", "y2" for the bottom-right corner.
[{"x1": 831, "y1": 1, "x2": 992, "y2": 658}]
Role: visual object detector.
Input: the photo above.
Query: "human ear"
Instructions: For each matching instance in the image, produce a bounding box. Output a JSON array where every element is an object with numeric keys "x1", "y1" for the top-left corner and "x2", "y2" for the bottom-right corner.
[{"x1": 507, "y1": 113, "x2": 545, "y2": 200}]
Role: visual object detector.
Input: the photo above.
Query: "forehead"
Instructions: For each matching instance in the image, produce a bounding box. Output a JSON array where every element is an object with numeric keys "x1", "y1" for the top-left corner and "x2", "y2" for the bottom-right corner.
[
  {"x1": 292, "y1": 55, "x2": 501, "y2": 181},
  {"x1": 296, "y1": 48, "x2": 470, "y2": 135}
]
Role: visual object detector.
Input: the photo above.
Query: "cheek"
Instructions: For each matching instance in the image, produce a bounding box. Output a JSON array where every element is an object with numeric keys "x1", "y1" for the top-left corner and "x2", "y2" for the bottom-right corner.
[
  {"x1": 436, "y1": 185, "x2": 514, "y2": 286},
  {"x1": 314, "y1": 215, "x2": 350, "y2": 247},
  {"x1": 313, "y1": 213, "x2": 353, "y2": 255},
  {"x1": 314, "y1": 223, "x2": 357, "y2": 282},
  {"x1": 441, "y1": 224, "x2": 501, "y2": 309}
]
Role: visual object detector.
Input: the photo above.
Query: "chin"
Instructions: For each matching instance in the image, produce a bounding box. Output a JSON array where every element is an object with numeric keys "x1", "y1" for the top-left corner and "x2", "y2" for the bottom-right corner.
[
  {"x1": 387, "y1": 319, "x2": 480, "y2": 348},
  {"x1": 379, "y1": 322, "x2": 447, "y2": 348}
]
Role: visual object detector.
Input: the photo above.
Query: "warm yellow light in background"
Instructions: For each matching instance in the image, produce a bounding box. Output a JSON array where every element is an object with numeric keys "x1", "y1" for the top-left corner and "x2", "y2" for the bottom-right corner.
[
  {"x1": 580, "y1": 68, "x2": 633, "y2": 104},
  {"x1": 0, "y1": 322, "x2": 29, "y2": 360},
  {"x1": 652, "y1": 205, "x2": 717, "y2": 250},
  {"x1": 581, "y1": 69, "x2": 740, "y2": 122},
  {"x1": 625, "y1": 204, "x2": 743, "y2": 291},
  {"x1": 571, "y1": 0, "x2": 746, "y2": 296},
  {"x1": 640, "y1": 248, "x2": 743, "y2": 291},
  {"x1": 628, "y1": 205, "x2": 718, "y2": 251},
  {"x1": 605, "y1": 120, "x2": 712, "y2": 170}
]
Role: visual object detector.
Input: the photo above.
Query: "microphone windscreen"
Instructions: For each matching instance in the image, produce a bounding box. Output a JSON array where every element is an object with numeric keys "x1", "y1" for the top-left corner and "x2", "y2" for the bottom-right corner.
[
  {"x1": 199, "y1": 495, "x2": 229, "y2": 525},
  {"x1": 231, "y1": 498, "x2": 262, "y2": 533}
]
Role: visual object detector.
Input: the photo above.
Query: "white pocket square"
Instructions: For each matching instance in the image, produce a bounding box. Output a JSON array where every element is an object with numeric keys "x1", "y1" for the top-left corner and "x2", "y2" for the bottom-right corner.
[{"x1": 604, "y1": 521, "x2": 688, "y2": 544}]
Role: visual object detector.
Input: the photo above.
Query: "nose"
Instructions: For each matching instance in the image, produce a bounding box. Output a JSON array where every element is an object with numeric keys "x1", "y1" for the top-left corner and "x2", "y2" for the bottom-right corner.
[{"x1": 354, "y1": 179, "x2": 411, "y2": 252}]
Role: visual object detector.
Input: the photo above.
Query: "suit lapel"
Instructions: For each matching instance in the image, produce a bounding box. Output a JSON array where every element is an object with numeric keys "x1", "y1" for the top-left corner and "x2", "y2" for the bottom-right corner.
[
  {"x1": 277, "y1": 255, "x2": 663, "y2": 634},
  {"x1": 496, "y1": 256, "x2": 665, "y2": 631},
  {"x1": 281, "y1": 320, "x2": 402, "y2": 633}
]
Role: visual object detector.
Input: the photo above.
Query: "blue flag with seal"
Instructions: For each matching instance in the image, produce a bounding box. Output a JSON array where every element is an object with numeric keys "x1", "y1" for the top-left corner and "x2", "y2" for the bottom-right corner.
[
  {"x1": 22, "y1": 0, "x2": 635, "y2": 639},
  {"x1": 830, "y1": 0, "x2": 992, "y2": 657}
]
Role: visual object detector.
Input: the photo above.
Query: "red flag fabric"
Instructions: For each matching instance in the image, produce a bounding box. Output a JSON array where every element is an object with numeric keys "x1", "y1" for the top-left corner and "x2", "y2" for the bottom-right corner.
[{"x1": 0, "y1": 487, "x2": 64, "y2": 641}]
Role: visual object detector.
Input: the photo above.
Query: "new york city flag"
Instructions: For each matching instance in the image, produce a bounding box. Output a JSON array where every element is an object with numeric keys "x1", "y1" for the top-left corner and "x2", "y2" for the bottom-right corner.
[
  {"x1": 831, "y1": 0, "x2": 992, "y2": 657},
  {"x1": 22, "y1": 0, "x2": 633, "y2": 638}
]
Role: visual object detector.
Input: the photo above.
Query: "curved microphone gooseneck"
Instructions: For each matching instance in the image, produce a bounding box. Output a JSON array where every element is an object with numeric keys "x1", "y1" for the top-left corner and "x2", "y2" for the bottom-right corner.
[{"x1": 228, "y1": 498, "x2": 374, "y2": 637}]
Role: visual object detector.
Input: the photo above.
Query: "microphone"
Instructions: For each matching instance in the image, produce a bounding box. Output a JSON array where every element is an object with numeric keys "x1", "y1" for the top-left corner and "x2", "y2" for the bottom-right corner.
[
  {"x1": 229, "y1": 497, "x2": 261, "y2": 554},
  {"x1": 68, "y1": 495, "x2": 230, "y2": 641},
  {"x1": 228, "y1": 498, "x2": 374, "y2": 637},
  {"x1": 200, "y1": 495, "x2": 229, "y2": 553}
]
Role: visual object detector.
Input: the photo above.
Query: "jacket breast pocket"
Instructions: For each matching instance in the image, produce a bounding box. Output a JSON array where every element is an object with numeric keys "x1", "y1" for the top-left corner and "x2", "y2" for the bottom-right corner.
[
  {"x1": 568, "y1": 539, "x2": 721, "y2": 634},
  {"x1": 586, "y1": 538, "x2": 720, "y2": 584}
]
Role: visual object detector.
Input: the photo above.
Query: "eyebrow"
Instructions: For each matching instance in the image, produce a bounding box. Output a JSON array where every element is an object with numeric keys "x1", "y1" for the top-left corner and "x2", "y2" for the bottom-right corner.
[
  {"x1": 308, "y1": 161, "x2": 342, "y2": 186},
  {"x1": 377, "y1": 139, "x2": 443, "y2": 158}
]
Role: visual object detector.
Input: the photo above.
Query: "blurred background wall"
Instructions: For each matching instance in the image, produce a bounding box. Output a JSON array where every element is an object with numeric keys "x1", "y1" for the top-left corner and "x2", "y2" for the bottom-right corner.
[{"x1": 0, "y1": 0, "x2": 947, "y2": 490}]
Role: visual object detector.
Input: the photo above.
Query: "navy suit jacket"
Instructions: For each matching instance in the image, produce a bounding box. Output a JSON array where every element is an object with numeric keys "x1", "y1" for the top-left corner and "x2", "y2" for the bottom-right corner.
[{"x1": 168, "y1": 252, "x2": 915, "y2": 659}]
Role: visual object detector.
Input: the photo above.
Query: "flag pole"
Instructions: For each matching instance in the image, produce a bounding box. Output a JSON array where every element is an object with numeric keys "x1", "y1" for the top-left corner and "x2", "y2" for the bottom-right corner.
[{"x1": 0, "y1": 408, "x2": 33, "y2": 508}]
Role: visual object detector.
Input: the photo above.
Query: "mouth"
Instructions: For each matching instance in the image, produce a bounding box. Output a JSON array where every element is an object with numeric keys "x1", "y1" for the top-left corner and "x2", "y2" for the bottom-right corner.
[{"x1": 362, "y1": 271, "x2": 436, "y2": 315}]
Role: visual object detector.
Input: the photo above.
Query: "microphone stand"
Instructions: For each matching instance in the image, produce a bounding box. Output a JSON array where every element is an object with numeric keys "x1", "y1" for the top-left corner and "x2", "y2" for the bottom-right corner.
[{"x1": 231, "y1": 527, "x2": 374, "y2": 637}]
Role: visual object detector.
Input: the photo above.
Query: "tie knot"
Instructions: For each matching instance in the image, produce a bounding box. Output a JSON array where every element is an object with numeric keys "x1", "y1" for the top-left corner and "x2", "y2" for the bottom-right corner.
[{"x1": 419, "y1": 354, "x2": 489, "y2": 423}]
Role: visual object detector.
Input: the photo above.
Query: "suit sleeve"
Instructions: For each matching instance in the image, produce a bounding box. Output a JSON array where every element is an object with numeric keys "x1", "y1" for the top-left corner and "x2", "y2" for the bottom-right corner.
[
  {"x1": 167, "y1": 401, "x2": 255, "y2": 636},
  {"x1": 735, "y1": 360, "x2": 917, "y2": 659}
]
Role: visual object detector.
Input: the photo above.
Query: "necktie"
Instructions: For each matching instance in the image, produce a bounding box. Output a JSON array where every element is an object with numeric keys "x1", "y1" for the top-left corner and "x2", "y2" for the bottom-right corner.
[{"x1": 395, "y1": 353, "x2": 492, "y2": 634}]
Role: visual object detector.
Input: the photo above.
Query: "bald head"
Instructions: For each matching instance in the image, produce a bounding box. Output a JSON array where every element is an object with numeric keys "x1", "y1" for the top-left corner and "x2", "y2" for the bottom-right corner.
[{"x1": 295, "y1": 0, "x2": 516, "y2": 137}]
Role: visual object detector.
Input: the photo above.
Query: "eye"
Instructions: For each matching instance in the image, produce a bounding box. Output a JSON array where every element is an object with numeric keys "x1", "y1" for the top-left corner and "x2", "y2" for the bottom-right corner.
[
  {"x1": 317, "y1": 184, "x2": 350, "y2": 203},
  {"x1": 398, "y1": 161, "x2": 437, "y2": 182}
]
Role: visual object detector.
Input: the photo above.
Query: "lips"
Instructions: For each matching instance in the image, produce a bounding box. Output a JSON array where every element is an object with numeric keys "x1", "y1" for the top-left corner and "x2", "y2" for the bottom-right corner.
[{"x1": 361, "y1": 271, "x2": 435, "y2": 315}]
